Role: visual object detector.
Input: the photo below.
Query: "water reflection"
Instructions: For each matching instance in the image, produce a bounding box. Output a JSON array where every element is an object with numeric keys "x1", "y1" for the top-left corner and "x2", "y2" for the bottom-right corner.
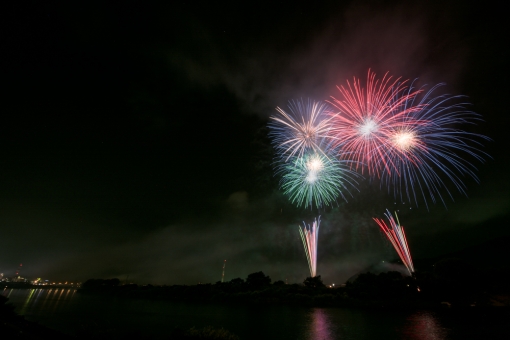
[
  {"x1": 19, "y1": 288, "x2": 37, "y2": 314},
  {"x1": 2, "y1": 288, "x2": 77, "y2": 316},
  {"x1": 40, "y1": 288, "x2": 53, "y2": 312},
  {"x1": 3, "y1": 287, "x2": 14, "y2": 298},
  {"x1": 307, "y1": 308, "x2": 334, "y2": 340},
  {"x1": 3, "y1": 289, "x2": 506, "y2": 340},
  {"x1": 400, "y1": 311, "x2": 449, "y2": 340}
]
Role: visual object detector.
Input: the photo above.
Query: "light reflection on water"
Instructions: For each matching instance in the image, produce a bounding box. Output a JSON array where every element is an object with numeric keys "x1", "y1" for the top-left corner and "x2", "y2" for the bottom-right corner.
[
  {"x1": 3, "y1": 288, "x2": 509, "y2": 340},
  {"x1": 19, "y1": 287, "x2": 36, "y2": 314},
  {"x1": 3, "y1": 287, "x2": 77, "y2": 316},
  {"x1": 307, "y1": 308, "x2": 334, "y2": 340},
  {"x1": 304, "y1": 308, "x2": 449, "y2": 340},
  {"x1": 399, "y1": 311, "x2": 449, "y2": 340}
]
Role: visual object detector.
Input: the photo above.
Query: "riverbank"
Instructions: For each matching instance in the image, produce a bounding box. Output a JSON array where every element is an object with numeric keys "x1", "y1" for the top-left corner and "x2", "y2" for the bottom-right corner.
[{"x1": 76, "y1": 271, "x2": 510, "y2": 310}]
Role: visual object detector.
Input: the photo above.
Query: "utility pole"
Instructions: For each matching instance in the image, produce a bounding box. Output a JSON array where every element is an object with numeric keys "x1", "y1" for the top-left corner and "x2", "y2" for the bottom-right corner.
[{"x1": 221, "y1": 260, "x2": 226, "y2": 283}]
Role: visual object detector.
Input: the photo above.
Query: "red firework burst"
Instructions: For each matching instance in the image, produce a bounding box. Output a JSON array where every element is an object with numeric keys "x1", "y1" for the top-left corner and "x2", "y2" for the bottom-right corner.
[{"x1": 328, "y1": 70, "x2": 424, "y2": 177}]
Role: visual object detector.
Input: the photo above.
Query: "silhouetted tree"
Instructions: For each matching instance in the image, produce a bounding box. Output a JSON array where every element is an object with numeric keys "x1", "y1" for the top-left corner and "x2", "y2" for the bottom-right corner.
[
  {"x1": 229, "y1": 278, "x2": 244, "y2": 285},
  {"x1": 434, "y1": 258, "x2": 474, "y2": 282},
  {"x1": 246, "y1": 271, "x2": 271, "y2": 290},
  {"x1": 303, "y1": 275, "x2": 326, "y2": 289},
  {"x1": 433, "y1": 258, "x2": 478, "y2": 303}
]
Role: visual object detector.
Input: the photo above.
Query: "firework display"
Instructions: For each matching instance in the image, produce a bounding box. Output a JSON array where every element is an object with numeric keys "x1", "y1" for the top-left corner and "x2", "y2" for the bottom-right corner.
[
  {"x1": 329, "y1": 70, "x2": 489, "y2": 207},
  {"x1": 299, "y1": 217, "x2": 320, "y2": 277},
  {"x1": 373, "y1": 210, "x2": 414, "y2": 275},
  {"x1": 267, "y1": 69, "x2": 489, "y2": 280},
  {"x1": 278, "y1": 151, "x2": 358, "y2": 209},
  {"x1": 269, "y1": 99, "x2": 333, "y2": 161}
]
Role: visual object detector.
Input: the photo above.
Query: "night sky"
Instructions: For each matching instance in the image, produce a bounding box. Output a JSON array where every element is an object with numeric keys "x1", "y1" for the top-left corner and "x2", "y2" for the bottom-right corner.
[{"x1": 1, "y1": 0, "x2": 509, "y2": 285}]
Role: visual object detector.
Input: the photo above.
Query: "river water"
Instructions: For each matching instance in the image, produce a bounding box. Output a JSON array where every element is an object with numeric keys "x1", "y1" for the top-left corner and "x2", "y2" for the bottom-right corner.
[{"x1": 3, "y1": 288, "x2": 509, "y2": 339}]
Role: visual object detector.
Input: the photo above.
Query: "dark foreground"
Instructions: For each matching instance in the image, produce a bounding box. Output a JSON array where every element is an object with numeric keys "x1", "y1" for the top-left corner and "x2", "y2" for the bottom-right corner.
[
  {"x1": 3, "y1": 269, "x2": 509, "y2": 339},
  {"x1": 1, "y1": 295, "x2": 67, "y2": 340},
  {"x1": 1, "y1": 294, "x2": 240, "y2": 340}
]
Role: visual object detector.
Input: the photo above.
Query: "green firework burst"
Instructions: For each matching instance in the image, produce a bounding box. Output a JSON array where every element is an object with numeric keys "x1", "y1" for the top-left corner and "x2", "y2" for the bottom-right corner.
[{"x1": 279, "y1": 152, "x2": 359, "y2": 209}]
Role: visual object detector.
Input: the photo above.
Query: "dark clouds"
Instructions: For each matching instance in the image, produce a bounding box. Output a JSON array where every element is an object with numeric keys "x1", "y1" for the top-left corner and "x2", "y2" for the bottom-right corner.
[
  {"x1": 167, "y1": 0, "x2": 473, "y2": 116},
  {"x1": 1, "y1": 0, "x2": 509, "y2": 284}
]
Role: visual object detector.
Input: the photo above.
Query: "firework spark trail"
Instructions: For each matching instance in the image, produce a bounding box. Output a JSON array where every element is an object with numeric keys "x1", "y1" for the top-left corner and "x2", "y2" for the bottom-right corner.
[
  {"x1": 373, "y1": 210, "x2": 414, "y2": 275},
  {"x1": 329, "y1": 70, "x2": 489, "y2": 207},
  {"x1": 269, "y1": 99, "x2": 334, "y2": 161},
  {"x1": 278, "y1": 151, "x2": 360, "y2": 209},
  {"x1": 299, "y1": 217, "x2": 320, "y2": 277}
]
